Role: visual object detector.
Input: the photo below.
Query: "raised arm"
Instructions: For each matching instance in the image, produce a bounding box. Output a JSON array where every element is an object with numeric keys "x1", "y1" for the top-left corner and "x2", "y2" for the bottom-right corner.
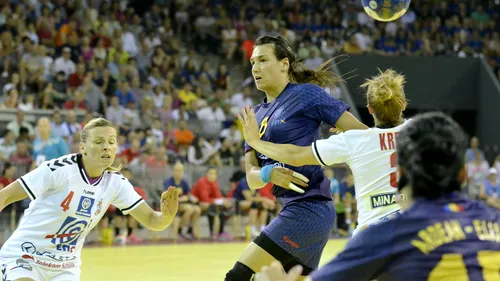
[
  {"x1": 128, "y1": 186, "x2": 180, "y2": 231},
  {"x1": 0, "y1": 181, "x2": 28, "y2": 212},
  {"x1": 301, "y1": 85, "x2": 368, "y2": 132},
  {"x1": 239, "y1": 107, "x2": 350, "y2": 167},
  {"x1": 335, "y1": 111, "x2": 369, "y2": 131}
]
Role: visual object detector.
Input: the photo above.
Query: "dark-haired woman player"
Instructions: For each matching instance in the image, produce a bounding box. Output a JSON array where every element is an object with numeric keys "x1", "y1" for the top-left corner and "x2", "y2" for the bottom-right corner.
[{"x1": 224, "y1": 35, "x2": 368, "y2": 280}]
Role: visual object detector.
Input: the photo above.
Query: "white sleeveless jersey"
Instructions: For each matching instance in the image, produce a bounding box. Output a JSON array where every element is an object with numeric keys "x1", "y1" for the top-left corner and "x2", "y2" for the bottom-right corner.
[
  {"x1": 312, "y1": 121, "x2": 410, "y2": 229},
  {"x1": 0, "y1": 153, "x2": 143, "y2": 269}
]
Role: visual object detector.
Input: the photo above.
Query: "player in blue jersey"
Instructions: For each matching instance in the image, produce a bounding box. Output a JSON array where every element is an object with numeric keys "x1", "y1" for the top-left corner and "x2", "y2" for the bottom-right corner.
[
  {"x1": 239, "y1": 69, "x2": 411, "y2": 235},
  {"x1": 224, "y1": 35, "x2": 368, "y2": 281},
  {"x1": 255, "y1": 112, "x2": 500, "y2": 281}
]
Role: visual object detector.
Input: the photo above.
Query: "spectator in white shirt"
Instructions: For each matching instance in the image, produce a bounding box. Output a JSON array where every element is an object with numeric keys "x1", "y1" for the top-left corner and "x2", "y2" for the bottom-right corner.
[
  {"x1": 106, "y1": 96, "x2": 126, "y2": 127},
  {"x1": 0, "y1": 129, "x2": 17, "y2": 161},
  {"x1": 123, "y1": 100, "x2": 142, "y2": 129},
  {"x1": 53, "y1": 47, "x2": 76, "y2": 78},
  {"x1": 61, "y1": 110, "x2": 82, "y2": 144},
  {"x1": 303, "y1": 48, "x2": 324, "y2": 70},
  {"x1": 229, "y1": 86, "x2": 253, "y2": 116},
  {"x1": 151, "y1": 118, "x2": 164, "y2": 146},
  {"x1": 151, "y1": 85, "x2": 165, "y2": 108},
  {"x1": 187, "y1": 136, "x2": 219, "y2": 165},
  {"x1": 6, "y1": 110, "x2": 35, "y2": 138},
  {"x1": 219, "y1": 122, "x2": 242, "y2": 145},
  {"x1": 197, "y1": 99, "x2": 226, "y2": 139},
  {"x1": 17, "y1": 94, "x2": 35, "y2": 111},
  {"x1": 355, "y1": 27, "x2": 373, "y2": 52},
  {"x1": 121, "y1": 25, "x2": 139, "y2": 57},
  {"x1": 39, "y1": 45, "x2": 54, "y2": 81},
  {"x1": 50, "y1": 111, "x2": 67, "y2": 140},
  {"x1": 172, "y1": 105, "x2": 190, "y2": 121}
]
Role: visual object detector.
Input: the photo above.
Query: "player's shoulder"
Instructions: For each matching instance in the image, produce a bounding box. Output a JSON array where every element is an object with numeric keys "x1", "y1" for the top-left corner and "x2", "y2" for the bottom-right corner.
[
  {"x1": 291, "y1": 83, "x2": 323, "y2": 91},
  {"x1": 107, "y1": 171, "x2": 134, "y2": 188},
  {"x1": 341, "y1": 120, "x2": 411, "y2": 138},
  {"x1": 291, "y1": 83, "x2": 326, "y2": 96},
  {"x1": 107, "y1": 171, "x2": 128, "y2": 182},
  {"x1": 44, "y1": 153, "x2": 79, "y2": 173}
]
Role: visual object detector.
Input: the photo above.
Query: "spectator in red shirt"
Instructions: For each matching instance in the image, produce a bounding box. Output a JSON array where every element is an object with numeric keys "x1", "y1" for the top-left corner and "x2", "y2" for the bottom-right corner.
[
  {"x1": 0, "y1": 163, "x2": 21, "y2": 230},
  {"x1": 64, "y1": 90, "x2": 88, "y2": 111},
  {"x1": 0, "y1": 163, "x2": 17, "y2": 189},
  {"x1": 120, "y1": 139, "x2": 141, "y2": 164},
  {"x1": 67, "y1": 63, "x2": 86, "y2": 89},
  {"x1": 9, "y1": 140, "x2": 33, "y2": 176},
  {"x1": 191, "y1": 167, "x2": 233, "y2": 241}
]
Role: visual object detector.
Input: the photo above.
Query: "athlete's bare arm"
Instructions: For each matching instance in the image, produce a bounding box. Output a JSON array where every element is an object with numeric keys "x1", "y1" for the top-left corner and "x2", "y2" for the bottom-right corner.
[
  {"x1": 239, "y1": 109, "x2": 320, "y2": 167},
  {"x1": 128, "y1": 186, "x2": 180, "y2": 231},
  {"x1": 0, "y1": 181, "x2": 28, "y2": 212},
  {"x1": 335, "y1": 111, "x2": 369, "y2": 132},
  {"x1": 245, "y1": 150, "x2": 268, "y2": 190},
  {"x1": 245, "y1": 150, "x2": 309, "y2": 193}
]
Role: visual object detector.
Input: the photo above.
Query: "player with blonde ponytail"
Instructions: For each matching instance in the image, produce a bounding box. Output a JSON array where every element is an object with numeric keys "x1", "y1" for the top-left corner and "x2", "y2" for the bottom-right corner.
[
  {"x1": 0, "y1": 117, "x2": 180, "y2": 281},
  {"x1": 240, "y1": 68, "x2": 410, "y2": 236}
]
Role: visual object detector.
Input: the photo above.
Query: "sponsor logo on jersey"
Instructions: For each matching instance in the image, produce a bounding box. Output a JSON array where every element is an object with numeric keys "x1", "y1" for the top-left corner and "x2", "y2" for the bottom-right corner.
[
  {"x1": 35, "y1": 260, "x2": 75, "y2": 269},
  {"x1": 443, "y1": 203, "x2": 464, "y2": 213},
  {"x1": 11, "y1": 259, "x2": 33, "y2": 271},
  {"x1": 282, "y1": 235, "x2": 300, "y2": 249},
  {"x1": 371, "y1": 193, "x2": 398, "y2": 209},
  {"x1": 76, "y1": 196, "x2": 95, "y2": 218},
  {"x1": 21, "y1": 242, "x2": 77, "y2": 261},
  {"x1": 83, "y1": 190, "x2": 95, "y2": 196},
  {"x1": 45, "y1": 216, "x2": 88, "y2": 253}
]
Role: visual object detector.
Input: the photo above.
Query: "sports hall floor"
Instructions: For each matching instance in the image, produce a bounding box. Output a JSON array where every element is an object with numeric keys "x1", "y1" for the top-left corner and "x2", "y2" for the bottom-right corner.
[{"x1": 80, "y1": 239, "x2": 348, "y2": 281}]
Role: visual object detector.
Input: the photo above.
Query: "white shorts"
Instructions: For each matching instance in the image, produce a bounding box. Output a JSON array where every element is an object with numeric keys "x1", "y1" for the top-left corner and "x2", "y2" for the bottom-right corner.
[
  {"x1": 353, "y1": 210, "x2": 402, "y2": 236},
  {"x1": 1, "y1": 258, "x2": 80, "y2": 281}
]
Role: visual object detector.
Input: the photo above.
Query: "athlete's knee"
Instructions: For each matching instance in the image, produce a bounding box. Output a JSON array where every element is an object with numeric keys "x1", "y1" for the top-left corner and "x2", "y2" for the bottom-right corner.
[
  {"x1": 250, "y1": 202, "x2": 263, "y2": 210},
  {"x1": 225, "y1": 261, "x2": 255, "y2": 281},
  {"x1": 192, "y1": 205, "x2": 201, "y2": 216},
  {"x1": 183, "y1": 205, "x2": 194, "y2": 215}
]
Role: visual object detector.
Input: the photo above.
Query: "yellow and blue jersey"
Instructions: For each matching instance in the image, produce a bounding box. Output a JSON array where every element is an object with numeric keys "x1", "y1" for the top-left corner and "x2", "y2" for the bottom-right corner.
[
  {"x1": 311, "y1": 192, "x2": 500, "y2": 281},
  {"x1": 244, "y1": 82, "x2": 349, "y2": 206}
]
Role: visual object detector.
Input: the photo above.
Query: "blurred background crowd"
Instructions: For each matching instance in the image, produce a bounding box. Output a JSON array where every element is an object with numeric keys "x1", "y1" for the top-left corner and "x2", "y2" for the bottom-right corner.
[{"x1": 0, "y1": 0, "x2": 499, "y2": 245}]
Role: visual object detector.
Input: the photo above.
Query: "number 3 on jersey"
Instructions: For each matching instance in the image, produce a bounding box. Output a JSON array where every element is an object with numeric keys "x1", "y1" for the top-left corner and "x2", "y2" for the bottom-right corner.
[
  {"x1": 389, "y1": 152, "x2": 398, "y2": 188},
  {"x1": 60, "y1": 191, "x2": 75, "y2": 212}
]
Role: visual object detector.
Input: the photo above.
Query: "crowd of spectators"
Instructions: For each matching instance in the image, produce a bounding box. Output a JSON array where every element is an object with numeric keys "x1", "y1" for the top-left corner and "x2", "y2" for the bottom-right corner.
[{"x1": 0, "y1": 0, "x2": 500, "y2": 243}]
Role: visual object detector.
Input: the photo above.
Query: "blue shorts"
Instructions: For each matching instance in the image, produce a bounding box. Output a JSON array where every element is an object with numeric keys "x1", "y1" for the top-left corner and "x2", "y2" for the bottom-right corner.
[{"x1": 262, "y1": 199, "x2": 335, "y2": 269}]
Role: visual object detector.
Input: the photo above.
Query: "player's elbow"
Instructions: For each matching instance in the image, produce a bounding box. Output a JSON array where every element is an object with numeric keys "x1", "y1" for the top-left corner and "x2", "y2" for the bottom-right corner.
[
  {"x1": 148, "y1": 216, "x2": 174, "y2": 232},
  {"x1": 289, "y1": 147, "x2": 319, "y2": 167}
]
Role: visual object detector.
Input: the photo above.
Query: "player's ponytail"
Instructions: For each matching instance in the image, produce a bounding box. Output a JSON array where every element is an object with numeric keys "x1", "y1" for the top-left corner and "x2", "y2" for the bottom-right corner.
[
  {"x1": 397, "y1": 112, "x2": 467, "y2": 199},
  {"x1": 254, "y1": 35, "x2": 339, "y2": 88},
  {"x1": 361, "y1": 69, "x2": 408, "y2": 127}
]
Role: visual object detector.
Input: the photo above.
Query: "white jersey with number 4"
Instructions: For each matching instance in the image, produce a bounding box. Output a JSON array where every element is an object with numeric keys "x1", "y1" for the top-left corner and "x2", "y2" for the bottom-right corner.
[
  {"x1": 312, "y1": 121, "x2": 410, "y2": 230},
  {"x1": 0, "y1": 153, "x2": 143, "y2": 269}
]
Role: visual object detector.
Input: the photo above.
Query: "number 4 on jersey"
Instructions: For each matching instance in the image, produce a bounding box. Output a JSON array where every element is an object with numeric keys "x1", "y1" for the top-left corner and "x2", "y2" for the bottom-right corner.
[{"x1": 60, "y1": 191, "x2": 75, "y2": 212}]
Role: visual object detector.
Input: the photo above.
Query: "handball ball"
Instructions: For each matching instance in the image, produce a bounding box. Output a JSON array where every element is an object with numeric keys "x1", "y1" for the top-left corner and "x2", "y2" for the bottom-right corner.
[{"x1": 362, "y1": 0, "x2": 411, "y2": 22}]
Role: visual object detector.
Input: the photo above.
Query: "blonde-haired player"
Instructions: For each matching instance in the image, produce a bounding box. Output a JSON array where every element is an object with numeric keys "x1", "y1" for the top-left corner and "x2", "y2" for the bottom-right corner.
[
  {"x1": 0, "y1": 118, "x2": 180, "y2": 281},
  {"x1": 239, "y1": 69, "x2": 409, "y2": 234}
]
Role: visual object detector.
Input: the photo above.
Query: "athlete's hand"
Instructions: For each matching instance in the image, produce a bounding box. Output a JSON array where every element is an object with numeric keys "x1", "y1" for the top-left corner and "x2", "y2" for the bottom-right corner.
[
  {"x1": 270, "y1": 167, "x2": 309, "y2": 194},
  {"x1": 160, "y1": 186, "x2": 181, "y2": 218},
  {"x1": 238, "y1": 106, "x2": 260, "y2": 145},
  {"x1": 329, "y1": 127, "x2": 343, "y2": 134},
  {"x1": 255, "y1": 261, "x2": 303, "y2": 281}
]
